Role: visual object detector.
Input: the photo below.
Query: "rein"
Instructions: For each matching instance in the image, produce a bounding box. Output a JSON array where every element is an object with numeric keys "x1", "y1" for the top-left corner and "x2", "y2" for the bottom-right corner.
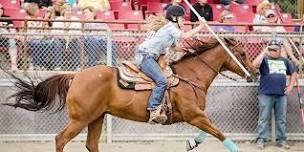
[
  {"x1": 184, "y1": 38, "x2": 241, "y2": 81},
  {"x1": 171, "y1": 38, "x2": 248, "y2": 106}
]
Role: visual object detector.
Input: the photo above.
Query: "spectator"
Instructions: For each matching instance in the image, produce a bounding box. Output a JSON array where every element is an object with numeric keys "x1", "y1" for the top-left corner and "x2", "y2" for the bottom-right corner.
[
  {"x1": 24, "y1": 3, "x2": 50, "y2": 70},
  {"x1": 253, "y1": 0, "x2": 272, "y2": 31},
  {"x1": 51, "y1": 4, "x2": 82, "y2": 71},
  {"x1": 82, "y1": 7, "x2": 118, "y2": 66},
  {"x1": 41, "y1": 6, "x2": 56, "y2": 29},
  {"x1": 260, "y1": 9, "x2": 299, "y2": 66},
  {"x1": 190, "y1": 0, "x2": 213, "y2": 22},
  {"x1": 53, "y1": 0, "x2": 66, "y2": 17},
  {"x1": 24, "y1": 0, "x2": 53, "y2": 9},
  {"x1": 0, "y1": 4, "x2": 13, "y2": 25},
  {"x1": 163, "y1": 0, "x2": 185, "y2": 12},
  {"x1": 220, "y1": 0, "x2": 245, "y2": 9},
  {"x1": 252, "y1": 40, "x2": 297, "y2": 150},
  {"x1": 0, "y1": 3, "x2": 17, "y2": 70},
  {"x1": 78, "y1": 0, "x2": 110, "y2": 12},
  {"x1": 213, "y1": 10, "x2": 236, "y2": 32}
]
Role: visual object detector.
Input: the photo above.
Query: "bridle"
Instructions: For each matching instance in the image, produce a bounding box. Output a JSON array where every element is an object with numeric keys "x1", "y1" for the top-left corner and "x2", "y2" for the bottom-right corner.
[
  {"x1": 172, "y1": 38, "x2": 252, "y2": 106},
  {"x1": 184, "y1": 38, "x2": 249, "y2": 81}
]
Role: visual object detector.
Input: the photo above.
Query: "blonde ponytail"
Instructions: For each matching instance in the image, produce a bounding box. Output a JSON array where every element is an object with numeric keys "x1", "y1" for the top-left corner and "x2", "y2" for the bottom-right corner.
[{"x1": 146, "y1": 15, "x2": 167, "y2": 32}]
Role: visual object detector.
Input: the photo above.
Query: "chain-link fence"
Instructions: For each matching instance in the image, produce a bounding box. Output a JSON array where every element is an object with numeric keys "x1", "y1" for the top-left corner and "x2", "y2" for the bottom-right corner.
[
  {"x1": 1, "y1": 28, "x2": 303, "y2": 73},
  {"x1": 0, "y1": 28, "x2": 304, "y2": 142}
]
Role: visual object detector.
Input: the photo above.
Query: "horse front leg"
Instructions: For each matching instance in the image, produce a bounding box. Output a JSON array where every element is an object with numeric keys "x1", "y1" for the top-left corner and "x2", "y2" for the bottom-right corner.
[
  {"x1": 184, "y1": 109, "x2": 239, "y2": 152},
  {"x1": 86, "y1": 115, "x2": 105, "y2": 152}
]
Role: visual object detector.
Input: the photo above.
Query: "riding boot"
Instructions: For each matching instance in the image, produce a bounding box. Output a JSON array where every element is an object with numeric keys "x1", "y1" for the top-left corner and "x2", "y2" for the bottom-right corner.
[{"x1": 148, "y1": 105, "x2": 167, "y2": 124}]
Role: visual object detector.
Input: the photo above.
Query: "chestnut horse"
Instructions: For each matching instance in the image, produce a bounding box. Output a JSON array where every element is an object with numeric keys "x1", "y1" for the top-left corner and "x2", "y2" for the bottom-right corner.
[{"x1": 5, "y1": 38, "x2": 257, "y2": 152}]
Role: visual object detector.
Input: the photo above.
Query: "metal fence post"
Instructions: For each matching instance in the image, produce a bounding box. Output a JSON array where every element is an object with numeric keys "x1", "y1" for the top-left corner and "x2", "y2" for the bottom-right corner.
[
  {"x1": 106, "y1": 29, "x2": 113, "y2": 143},
  {"x1": 300, "y1": 25, "x2": 303, "y2": 64}
]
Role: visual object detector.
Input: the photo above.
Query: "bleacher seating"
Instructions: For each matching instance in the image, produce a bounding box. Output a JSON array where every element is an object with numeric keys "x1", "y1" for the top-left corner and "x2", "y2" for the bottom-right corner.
[
  {"x1": 96, "y1": 11, "x2": 116, "y2": 20},
  {"x1": 146, "y1": 2, "x2": 166, "y2": 16},
  {"x1": 110, "y1": 1, "x2": 133, "y2": 19},
  {"x1": 245, "y1": 0, "x2": 262, "y2": 6},
  {"x1": 272, "y1": 4, "x2": 295, "y2": 32},
  {"x1": 72, "y1": 11, "x2": 86, "y2": 20},
  {"x1": 38, "y1": 9, "x2": 47, "y2": 18},
  {"x1": 1, "y1": 0, "x2": 20, "y2": 9},
  {"x1": 3, "y1": 8, "x2": 26, "y2": 28},
  {"x1": 231, "y1": 4, "x2": 254, "y2": 23},
  {"x1": 118, "y1": 10, "x2": 144, "y2": 30},
  {"x1": 207, "y1": 0, "x2": 219, "y2": 4},
  {"x1": 0, "y1": 0, "x2": 298, "y2": 32},
  {"x1": 160, "y1": 0, "x2": 173, "y2": 2},
  {"x1": 180, "y1": 3, "x2": 191, "y2": 21},
  {"x1": 210, "y1": 4, "x2": 224, "y2": 21},
  {"x1": 110, "y1": 1, "x2": 133, "y2": 11},
  {"x1": 280, "y1": 13, "x2": 295, "y2": 32},
  {"x1": 96, "y1": 11, "x2": 125, "y2": 30}
]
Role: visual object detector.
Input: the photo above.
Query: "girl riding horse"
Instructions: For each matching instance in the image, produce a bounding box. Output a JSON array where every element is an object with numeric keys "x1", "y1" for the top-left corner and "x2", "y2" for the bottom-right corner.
[{"x1": 135, "y1": 5, "x2": 205, "y2": 123}]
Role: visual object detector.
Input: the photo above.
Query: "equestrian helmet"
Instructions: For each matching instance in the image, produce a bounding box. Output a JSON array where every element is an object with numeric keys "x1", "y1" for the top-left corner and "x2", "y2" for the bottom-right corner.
[{"x1": 165, "y1": 5, "x2": 185, "y2": 23}]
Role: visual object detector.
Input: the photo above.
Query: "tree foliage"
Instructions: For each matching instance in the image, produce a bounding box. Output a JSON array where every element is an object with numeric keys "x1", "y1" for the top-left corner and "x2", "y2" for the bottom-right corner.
[{"x1": 270, "y1": 0, "x2": 300, "y2": 18}]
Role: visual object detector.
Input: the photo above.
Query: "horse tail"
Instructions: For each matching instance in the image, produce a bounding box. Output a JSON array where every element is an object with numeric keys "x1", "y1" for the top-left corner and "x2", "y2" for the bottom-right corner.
[{"x1": 4, "y1": 73, "x2": 75, "y2": 112}]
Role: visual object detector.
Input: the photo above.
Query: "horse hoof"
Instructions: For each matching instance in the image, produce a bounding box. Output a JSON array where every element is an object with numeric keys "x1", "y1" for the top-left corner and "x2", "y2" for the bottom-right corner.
[{"x1": 186, "y1": 138, "x2": 198, "y2": 151}]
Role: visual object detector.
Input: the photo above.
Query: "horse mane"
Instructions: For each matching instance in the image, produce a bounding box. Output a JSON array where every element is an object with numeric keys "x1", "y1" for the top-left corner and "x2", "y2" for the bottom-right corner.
[{"x1": 172, "y1": 37, "x2": 219, "y2": 64}]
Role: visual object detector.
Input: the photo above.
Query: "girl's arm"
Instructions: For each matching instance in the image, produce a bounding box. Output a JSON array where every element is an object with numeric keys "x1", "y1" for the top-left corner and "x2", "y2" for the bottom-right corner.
[{"x1": 181, "y1": 22, "x2": 205, "y2": 39}]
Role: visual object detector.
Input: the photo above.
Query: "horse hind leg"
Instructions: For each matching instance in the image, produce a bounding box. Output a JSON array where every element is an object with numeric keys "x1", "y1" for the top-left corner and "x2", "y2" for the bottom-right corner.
[
  {"x1": 186, "y1": 110, "x2": 239, "y2": 152},
  {"x1": 86, "y1": 115, "x2": 105, "y2": 152},
  {"x1": 55, "y1": 119, "x2": 88, "y2": 152}
]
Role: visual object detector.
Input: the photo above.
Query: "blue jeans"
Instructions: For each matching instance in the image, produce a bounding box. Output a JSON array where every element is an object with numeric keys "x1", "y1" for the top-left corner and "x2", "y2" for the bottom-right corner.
[
  {"x1": 139, "y1": 56, "x2": 168, "y2": 110},
  {"x1": 256, "y1": 94, "x2": 287, "y2": 143}
]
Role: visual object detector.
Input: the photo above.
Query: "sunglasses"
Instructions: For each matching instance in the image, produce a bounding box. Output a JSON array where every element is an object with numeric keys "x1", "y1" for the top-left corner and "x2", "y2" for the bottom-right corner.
[
  {"x1": 267, "y1": 14, "x2": 275, "y2": 18},
  {"x1": 268, "y1": 48, "x2": 279, "y2": 52}
]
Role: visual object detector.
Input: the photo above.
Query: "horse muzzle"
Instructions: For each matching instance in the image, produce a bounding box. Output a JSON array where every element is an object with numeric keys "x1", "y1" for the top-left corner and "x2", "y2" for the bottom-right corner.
[{"x1": 245, "y1": 71, "x2": 259, "y2": 82}]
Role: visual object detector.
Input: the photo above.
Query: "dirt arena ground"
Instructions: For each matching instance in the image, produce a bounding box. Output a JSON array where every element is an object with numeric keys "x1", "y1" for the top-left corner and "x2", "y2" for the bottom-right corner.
[{"x1": 0, "y1": 141, "x2": 303, "y2": 152}]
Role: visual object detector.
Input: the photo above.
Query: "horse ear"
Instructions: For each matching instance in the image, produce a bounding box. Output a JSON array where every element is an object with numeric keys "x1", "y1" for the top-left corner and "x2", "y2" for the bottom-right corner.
[{"x1": 223, "y1": 38, "x2": 232, "y2": 45}]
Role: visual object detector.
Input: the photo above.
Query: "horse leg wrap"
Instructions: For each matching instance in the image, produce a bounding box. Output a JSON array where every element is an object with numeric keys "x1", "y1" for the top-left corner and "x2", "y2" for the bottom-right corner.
[
  {"x1": 194, "y1": 131, "x2": 207, "y2": 144},
  {"x1": 223, "y1": 138, "x2": 239, "y2": 152},
  {"x1": 186, "y1": 131, "x2": 207, "y2": 151}
]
